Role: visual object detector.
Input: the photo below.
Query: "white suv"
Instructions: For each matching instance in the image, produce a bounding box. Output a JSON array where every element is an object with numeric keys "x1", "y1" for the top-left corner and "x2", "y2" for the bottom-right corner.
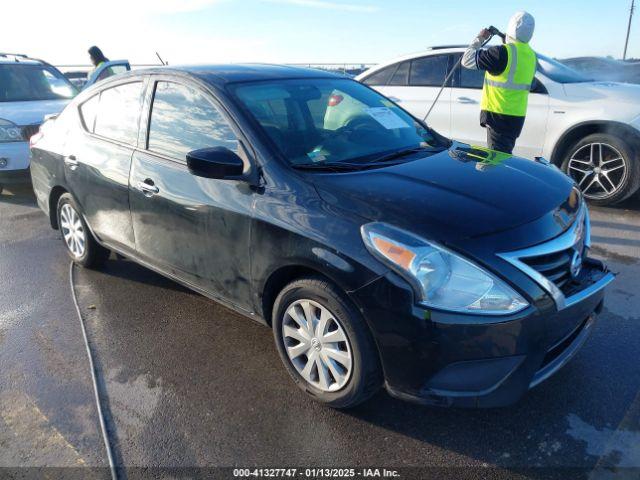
[
  {"x1": 0, "y1": 54, "x2": 76, "y2": 194},
  {"x1": 357, "y1": 46, "x2": 640, "y2": 205}
]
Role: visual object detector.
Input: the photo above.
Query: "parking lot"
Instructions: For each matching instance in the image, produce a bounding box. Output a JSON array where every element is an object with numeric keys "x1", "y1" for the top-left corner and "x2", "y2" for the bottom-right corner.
[{"x1": 1, "y1": 184, "x2": 639, "y2": 479}]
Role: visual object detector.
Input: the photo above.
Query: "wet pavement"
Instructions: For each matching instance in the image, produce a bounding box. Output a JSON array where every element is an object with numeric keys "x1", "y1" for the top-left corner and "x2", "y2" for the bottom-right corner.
[{"x1": 1, "y1": 184, "x2": 639, "y2": 479}]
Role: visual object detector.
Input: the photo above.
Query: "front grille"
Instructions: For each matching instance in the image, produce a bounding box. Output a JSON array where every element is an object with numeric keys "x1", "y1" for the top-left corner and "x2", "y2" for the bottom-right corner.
[
  {"x1": 497, "y1": 197, "x2": 590, "y2": 309},
  {"x1": 521, "y1": 246, "x2": 584, "y2": 293},
  {"x1": 21, "y1": 124, "x2": 41, "y2": 141}
]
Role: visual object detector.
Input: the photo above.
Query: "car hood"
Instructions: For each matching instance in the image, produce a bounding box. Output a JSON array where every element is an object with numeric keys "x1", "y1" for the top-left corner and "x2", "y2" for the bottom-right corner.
[
  {"x1": 312, "y1": 144, "x2": 576, "y2": 242},
  {"x1": 562, "y1": 81, "x2": 640, "y2": 102},
  {"x1": 0, "y1": 99, "x2": 70, "y2": 125}
]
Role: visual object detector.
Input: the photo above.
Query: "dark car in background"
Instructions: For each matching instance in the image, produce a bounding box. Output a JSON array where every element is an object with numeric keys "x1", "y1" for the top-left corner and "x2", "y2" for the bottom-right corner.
[
  {"x1": 560, "y1": 56, "x2": 640, "y2": 84},
  {"x1": 30, "y1": 65, "x2": 614, "y2": 408}
]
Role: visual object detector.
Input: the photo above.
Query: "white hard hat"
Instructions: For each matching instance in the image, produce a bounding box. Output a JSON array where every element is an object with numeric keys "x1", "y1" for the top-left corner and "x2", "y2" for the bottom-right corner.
[{"x1": 507, "y1": 11, "x2": 535, "y2": 43}]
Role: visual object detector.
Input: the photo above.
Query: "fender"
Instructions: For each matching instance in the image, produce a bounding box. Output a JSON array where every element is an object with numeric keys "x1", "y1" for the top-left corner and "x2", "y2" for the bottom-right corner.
[{"x1": 550, "y1": 120, "x2": 640, "y2": 165}]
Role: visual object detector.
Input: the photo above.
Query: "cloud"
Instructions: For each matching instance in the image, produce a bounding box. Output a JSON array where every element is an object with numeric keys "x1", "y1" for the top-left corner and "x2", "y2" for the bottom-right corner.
[{"x1": 263, "y1": 0, "x2": 379, "y2": 13}]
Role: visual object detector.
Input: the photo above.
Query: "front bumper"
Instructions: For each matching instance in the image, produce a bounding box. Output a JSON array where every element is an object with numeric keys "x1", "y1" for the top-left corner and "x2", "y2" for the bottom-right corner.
[
  {"x1": 0, "y1": 142, "x2": 31, "y2": 184},
  {"x1": 350, "y1": 258, "x2": 614, "y2": 408}
]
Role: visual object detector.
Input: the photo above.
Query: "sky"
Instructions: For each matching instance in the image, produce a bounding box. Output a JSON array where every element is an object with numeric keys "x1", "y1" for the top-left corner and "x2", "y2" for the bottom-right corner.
[{"x1": 3, "y1": 0, "x2": 638, "y2": 67}]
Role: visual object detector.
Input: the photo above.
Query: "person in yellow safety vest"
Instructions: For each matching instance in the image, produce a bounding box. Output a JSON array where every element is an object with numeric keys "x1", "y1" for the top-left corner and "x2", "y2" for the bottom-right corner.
[
  {"x1": 461, "y1": 12, "x2": 537, "y2": 154},
  {"x1": 88, "y1": 46, "x2": 114, "y2": 82}
]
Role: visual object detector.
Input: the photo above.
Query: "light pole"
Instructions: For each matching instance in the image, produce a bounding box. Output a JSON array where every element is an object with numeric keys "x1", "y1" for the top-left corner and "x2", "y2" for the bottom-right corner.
[{"x1": 623, "y1": 0, "x2": 635, "y2": 60}]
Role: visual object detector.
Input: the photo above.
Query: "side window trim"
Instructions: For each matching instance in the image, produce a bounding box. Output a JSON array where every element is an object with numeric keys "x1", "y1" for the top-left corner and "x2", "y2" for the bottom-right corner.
[
  {"x1": 388, "y1": 61, "x2": 411, "y2": 86},
  {"x1": 78, "y1": 93, "x2": 100, "y2": 133},
  {"x1": 384, "y1": 62, "x2": 402, "y2": 86}
]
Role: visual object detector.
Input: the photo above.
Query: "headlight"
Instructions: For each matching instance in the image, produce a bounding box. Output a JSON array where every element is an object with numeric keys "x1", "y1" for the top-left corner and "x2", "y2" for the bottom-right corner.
[
  {"x1": 0, "y1": 119, "x2": 23, "y2": 143},
  {"x1": 361, "y1": 223, "x2": 529, "y2": 315}
]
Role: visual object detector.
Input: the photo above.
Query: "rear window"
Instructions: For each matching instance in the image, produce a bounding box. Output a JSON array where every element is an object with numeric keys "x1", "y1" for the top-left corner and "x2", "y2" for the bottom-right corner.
[
  {"x1": 0, "y1": 64, "x2": 77, "y2": 102},
  {"x1": 93, "y1": 82, "x2": 143, "y2": 145}
]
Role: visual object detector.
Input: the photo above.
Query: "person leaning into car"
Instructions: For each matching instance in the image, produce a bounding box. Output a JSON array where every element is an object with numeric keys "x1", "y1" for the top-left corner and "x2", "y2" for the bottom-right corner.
[{"x1": 462, "y1": 11, "x2": 537, "y2": 154}]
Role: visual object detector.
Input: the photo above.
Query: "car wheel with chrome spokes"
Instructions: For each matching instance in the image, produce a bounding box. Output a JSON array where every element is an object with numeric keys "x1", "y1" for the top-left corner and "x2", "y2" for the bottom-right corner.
[
  {"x1": 56, "y1": 193, "x2": 110, "y2": 268},
  {"x1": 272, "y1": 277, "x2": 382, "y2": 408},
  {"x1": 562, "y1": 133, "x2": 640, "y2": 206}
]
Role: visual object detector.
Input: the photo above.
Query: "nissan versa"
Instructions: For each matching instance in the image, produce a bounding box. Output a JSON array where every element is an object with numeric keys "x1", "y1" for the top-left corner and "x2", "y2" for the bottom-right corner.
[{"x1": 30, "y1": 65, "x2": 614, "y2": 408}]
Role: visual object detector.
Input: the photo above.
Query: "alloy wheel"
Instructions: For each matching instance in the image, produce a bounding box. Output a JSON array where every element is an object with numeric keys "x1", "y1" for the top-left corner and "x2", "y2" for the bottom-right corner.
[
  {"x1": 568, "y1": 143, "x2": 627, "y2": 200},
  {"x1": 281, "y1": 299, "x2": 353, "y2": 392},
  {"x1": 60, "y1": 203, "x2": 86, "y2": 258}
]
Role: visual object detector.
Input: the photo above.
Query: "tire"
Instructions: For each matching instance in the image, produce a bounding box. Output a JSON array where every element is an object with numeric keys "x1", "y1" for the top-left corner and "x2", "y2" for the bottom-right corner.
[
  {"x1": 561, "y1": 132, "x2": 640, "y2": 206},
  {"x1": 0, "y1": 185, "x2": 3, "y2": 195},
  {"x1": 272, "y1": 276, "x2": 382, "y2": 408},
  {"x1": 56, "y1": 193, "x2": 110, "y2": 268}
]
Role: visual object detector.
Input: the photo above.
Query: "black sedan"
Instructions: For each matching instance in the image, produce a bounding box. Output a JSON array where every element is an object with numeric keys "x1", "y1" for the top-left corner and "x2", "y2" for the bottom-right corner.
[{"x1": 30, "y1": 65, "x2": 614, "y2": 408}]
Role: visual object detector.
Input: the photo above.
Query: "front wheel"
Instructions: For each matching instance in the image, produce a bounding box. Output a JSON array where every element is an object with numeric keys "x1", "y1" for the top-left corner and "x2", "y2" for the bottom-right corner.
[
  {"x1": 272, "y1": 277, "x2": 382, "y2": 408},
  {"x1": 562, "y1": 133, "x2": 640, "y2": 205},
  {"x1": 57, "y1": 193, "x2": 110, "y2": 268}
]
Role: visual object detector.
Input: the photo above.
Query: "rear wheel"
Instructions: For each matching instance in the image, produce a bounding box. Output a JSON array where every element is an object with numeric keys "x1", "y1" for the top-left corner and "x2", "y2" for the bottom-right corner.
[
  {"x1": 272, "y1": 276, "x2": 382, "y2": 408},
  {"x1": 562, "y1": 133, "x2": 640, "y2": 205},
  {"x1": 57, "y1": 193, "x2": 110, "y2": 268}
]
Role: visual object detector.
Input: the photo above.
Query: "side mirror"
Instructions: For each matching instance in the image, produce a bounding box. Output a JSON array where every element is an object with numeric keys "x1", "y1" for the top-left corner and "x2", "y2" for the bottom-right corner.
[{"x1": 186, "y1": 147, "x2": 244, "y2": 179}]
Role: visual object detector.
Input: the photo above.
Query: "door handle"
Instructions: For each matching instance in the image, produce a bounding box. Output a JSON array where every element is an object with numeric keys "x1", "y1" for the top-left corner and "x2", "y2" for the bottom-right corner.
[
  {"x1": 456, "y1": 96, "x2": 478, "y2": 104},
  {"x1": 137, "y1": 179, "x2": 159, "y2": 195},
  {"x1": 64, "y1": 155, "x2": 79, "y2": 170}
]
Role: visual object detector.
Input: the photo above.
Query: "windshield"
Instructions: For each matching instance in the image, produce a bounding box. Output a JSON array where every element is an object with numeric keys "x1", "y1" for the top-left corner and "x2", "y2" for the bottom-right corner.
[
  {"x1": 230, "y1": 78, "x2": 446, "y2": 167},
  {"x1": 537, "y1": 54, "x2": 592, "y2": 83},
  {"x1": 0, "y1": 64, "x2": 77, "y2": 102}
]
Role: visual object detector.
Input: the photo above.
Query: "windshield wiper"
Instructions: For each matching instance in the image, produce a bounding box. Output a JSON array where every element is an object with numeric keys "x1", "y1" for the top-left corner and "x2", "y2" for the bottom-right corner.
[
  {"x1": 370, "y1": 145, "x2": 444, "y2": 164},
  {"x1": 292, "y1": 162, "x2": 381, "y2": 172},
  {"x1": 291, "y1": 146, "x2": 446, "y2": 172}
]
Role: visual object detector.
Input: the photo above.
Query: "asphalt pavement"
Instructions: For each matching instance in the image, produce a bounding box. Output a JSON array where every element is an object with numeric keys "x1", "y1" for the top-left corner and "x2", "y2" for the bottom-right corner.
[{"x1": 1, "y1": 184, "x2": 639, "y2": 480}]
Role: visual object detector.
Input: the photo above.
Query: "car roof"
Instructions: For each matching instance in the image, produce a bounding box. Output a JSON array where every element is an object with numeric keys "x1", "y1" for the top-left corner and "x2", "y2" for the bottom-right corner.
[
  {"x1": 0, "y1": 53, "x2": 45, "y2": 65},
  {"x1": 355, "y1": 47, "x2": 467, "y2": 80},
  {"x1": 119, "y1": 63, "x2": 344, "y2": 86}
]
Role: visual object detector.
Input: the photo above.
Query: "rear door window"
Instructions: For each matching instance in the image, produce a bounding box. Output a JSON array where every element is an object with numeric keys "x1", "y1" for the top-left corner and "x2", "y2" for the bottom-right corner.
[
  {"x1": 147, "y1": 81, "x2": 238, "y2": 160},
  {"x1": 410, "y1": 55, "x2": 450, "y2": 86},
  {"x1": 361, "y1": 65, "x2": 397, "y2": 86},
  {"x1": 460, "y1": 67, "x2": 485, "y2": 89},
  {"x1": 388, "y1": 61, "x2": 410, "y2": 86},
  {"x1": 93, "y1": 82, "x2": 143, "y2": 145}
]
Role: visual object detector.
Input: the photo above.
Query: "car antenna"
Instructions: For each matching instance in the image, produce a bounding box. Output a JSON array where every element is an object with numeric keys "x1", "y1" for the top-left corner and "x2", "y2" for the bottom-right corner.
[{"x1": 156, "y1": 52, "x2": 167, "y2": 66}]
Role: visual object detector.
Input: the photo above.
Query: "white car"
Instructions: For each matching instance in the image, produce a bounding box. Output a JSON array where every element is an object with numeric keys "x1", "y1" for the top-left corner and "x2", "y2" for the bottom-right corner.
[
  {"x1": 356, "y1": 46, "x2": 640, "y2": 205},
  {"x1": 0, "y1": 54, "x2": 130, "y2": 194},
  {"x1": 0, "y1": 54, "x2": 77, "y2": 193}
]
